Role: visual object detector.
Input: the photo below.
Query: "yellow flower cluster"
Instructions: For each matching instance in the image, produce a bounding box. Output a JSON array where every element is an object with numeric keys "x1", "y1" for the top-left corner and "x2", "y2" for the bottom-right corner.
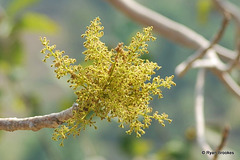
[{"x1": 40, "y1": 17, "x2": 175, "y2": 146}]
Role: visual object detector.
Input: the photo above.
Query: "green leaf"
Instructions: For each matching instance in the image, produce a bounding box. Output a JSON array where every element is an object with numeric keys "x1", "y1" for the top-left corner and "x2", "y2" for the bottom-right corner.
[
  {"x1": 20, "y1": 12, "x2": 59, "y2": 34},
  {"x1": 6, "y1": 0, "x2": 39, "y2": 17}
]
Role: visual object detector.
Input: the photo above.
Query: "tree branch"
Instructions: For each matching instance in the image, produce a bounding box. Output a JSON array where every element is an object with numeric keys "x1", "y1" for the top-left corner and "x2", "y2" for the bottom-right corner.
[{"x1": 0, "y1": 103, "x2": 78, "y2": 132}]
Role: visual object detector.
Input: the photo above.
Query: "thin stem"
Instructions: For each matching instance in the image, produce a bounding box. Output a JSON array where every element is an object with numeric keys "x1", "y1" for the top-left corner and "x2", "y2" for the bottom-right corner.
[
  {"x1": 213, "y1": 126, "x2": 230, "y2": 160},
  {"x1": 102, "y1": 44, "x2": 122, "y2": 91}
]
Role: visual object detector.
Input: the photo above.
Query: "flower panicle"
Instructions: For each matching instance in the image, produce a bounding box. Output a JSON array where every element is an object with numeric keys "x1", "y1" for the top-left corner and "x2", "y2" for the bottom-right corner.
[{"x1": 40, "y1": 17, "x2": 175, "y2": 145}]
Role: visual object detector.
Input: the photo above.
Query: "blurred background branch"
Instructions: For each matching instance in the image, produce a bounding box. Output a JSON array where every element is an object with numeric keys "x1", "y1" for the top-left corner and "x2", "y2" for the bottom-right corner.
[{"x1": 195, "y1": 69, "x2": 213, "y2": 160}]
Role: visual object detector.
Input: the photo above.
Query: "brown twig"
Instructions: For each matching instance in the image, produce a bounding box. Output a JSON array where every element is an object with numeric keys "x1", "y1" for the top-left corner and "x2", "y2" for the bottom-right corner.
[
  {"x1": 213, "y1": 126, "x2": 230, "y2": 160},
  {"x1": 206, "y1": 0, "x2": 240, "y2": 99},
  {"x1": 213, "y1": 0, "x2": 240, "y2": 72},
  {"x1": 0, "y1": 103, "x2": 78, "y2": 131}
]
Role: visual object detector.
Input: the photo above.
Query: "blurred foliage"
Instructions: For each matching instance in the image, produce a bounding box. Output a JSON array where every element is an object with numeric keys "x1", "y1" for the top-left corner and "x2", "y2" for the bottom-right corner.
[
  {"x1": 6, "y1": 0, "x2": 39, "y2": 17},
  {"x1": 196, "y1": 0, "x2": 212, "y2": 23},
  {"x1": 0, "y1": 1, "x2": 59, "y2": 158},
  {"x1": 157, "y1": 140, "x2": 191, "y2": 160},
  {"x1": 0, "y1": 0, "x2": 58, "y2": 68},
  {"x1": 20, "y1": 12, "x2": 58, "y2": 33},
  {"x1": 0, "y1": 0, "x2": 58, "y2": 117},
  {"x1": 120, "y1": 135, "x2": 153, "y2": 156}
]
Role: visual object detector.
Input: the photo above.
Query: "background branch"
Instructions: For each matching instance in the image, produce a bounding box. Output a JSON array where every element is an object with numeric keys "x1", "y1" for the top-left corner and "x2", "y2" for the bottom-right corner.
[
  {"x1": 195, "y1": 69, "x2": 213, "y2": 160},
  {"x1": 224, "y1": 33, "x2": 240, "y2": 72},
  {"x1": 213, "y1": 0, "x2": 240, "y2": 28},
  {"x1": 211, "y1": 70, "x2": 240, "y2": 98},
  {"x1": 106, "y1": 0, "x2": 236, "y2": 60},
  {"x1": 175, "y1": 13, "x2": 230, "y2": 77}
]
